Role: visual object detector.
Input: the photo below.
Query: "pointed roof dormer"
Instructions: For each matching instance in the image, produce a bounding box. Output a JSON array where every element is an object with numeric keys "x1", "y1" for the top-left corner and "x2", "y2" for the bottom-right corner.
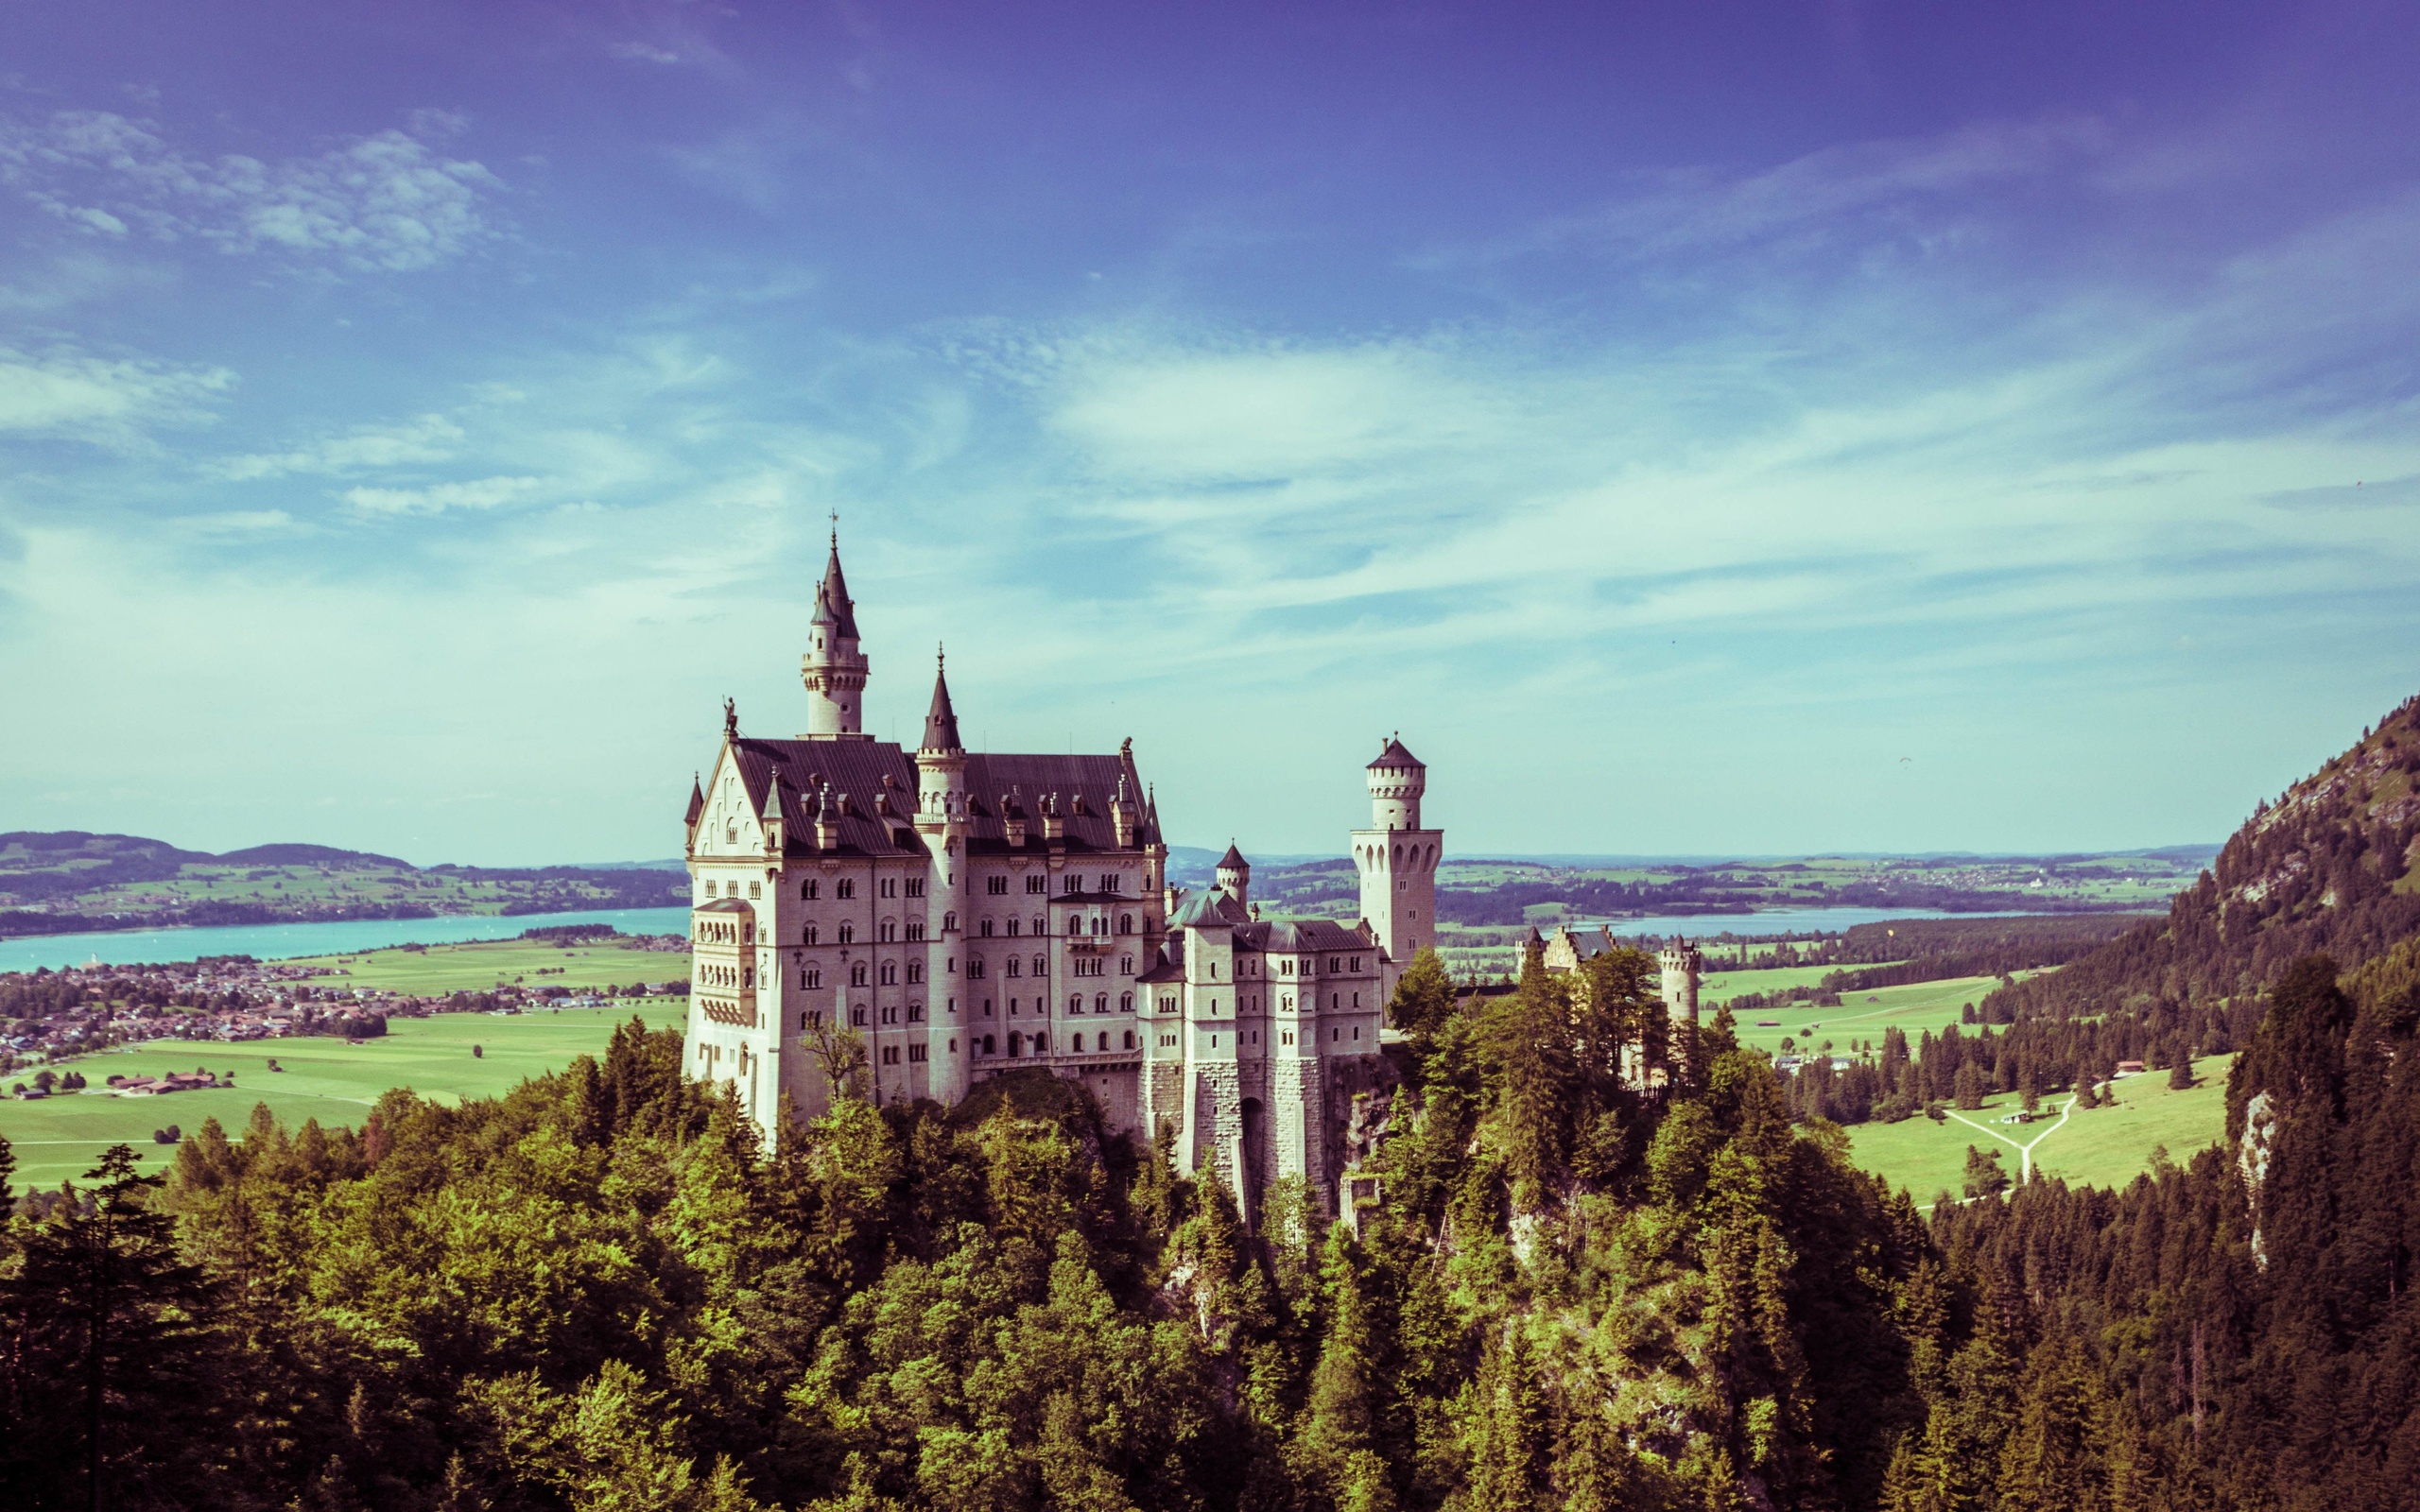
[
  {"x1": 684, "y1": 772, "x2": 705, "y2": 829},
  {"x1": 922, "y1": 645, "x2": 963, "y2": 753}
]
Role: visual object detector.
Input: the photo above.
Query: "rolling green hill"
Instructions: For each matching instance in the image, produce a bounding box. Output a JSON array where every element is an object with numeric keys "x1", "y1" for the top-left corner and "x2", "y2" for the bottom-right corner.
[{"x1": 0, "y1": 831, "x2": 684, "y2": 939}]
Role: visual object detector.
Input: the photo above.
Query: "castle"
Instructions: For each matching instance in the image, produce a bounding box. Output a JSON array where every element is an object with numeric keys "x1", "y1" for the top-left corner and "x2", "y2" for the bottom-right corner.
[{"x1": 680, "y1": 537, "x2": 1437, "y2": 1213}]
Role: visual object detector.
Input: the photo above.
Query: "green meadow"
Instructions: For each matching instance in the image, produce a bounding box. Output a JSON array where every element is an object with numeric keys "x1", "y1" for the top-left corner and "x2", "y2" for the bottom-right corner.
[
  {"x1": 0, "y1": 1003, "x2": 676, "y2": 1193},
  {"x1": 1842, "y1": 1052, "x2": 2237, "y2": 1206},
  {"x1": 287, "y1": 937, "x2": 686, "y2": 995},
  {"x1": 1716, "y1": 972, "x2": 2015, "y2": 1057}
]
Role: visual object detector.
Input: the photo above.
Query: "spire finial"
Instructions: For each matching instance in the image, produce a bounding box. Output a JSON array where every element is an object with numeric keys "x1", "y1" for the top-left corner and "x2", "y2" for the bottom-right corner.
[
  {"x1": 937, "y1": 640, "x2": 945, "y2": 669},
  {"x1": 830, "y1": 509, "x2": 838, "y2": 550}
]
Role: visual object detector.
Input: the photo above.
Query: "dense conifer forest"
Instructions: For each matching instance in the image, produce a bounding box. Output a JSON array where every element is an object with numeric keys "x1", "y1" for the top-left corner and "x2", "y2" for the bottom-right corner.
[{"x1": 0, "y1": 696, "x2": 2413, "y2": 1510}]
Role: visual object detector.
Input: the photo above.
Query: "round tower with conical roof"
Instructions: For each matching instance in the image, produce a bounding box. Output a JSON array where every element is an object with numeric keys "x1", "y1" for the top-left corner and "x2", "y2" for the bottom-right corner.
[
  {"x1": 1658, "y1": 938, "x2": 1703, "y2": 1082},
  {"x1": 1350, "y1": 734, "x2": 1443, "y2": 996},
  {"x1": 801, "y1": 527, "x2": 871, "y2": 738},
  {"x1": 1215, "y1": 842, "x2": 1251, "y2": 908}
]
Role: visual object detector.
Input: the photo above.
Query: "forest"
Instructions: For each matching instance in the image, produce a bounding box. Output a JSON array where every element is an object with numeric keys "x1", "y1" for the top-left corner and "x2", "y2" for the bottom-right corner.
[{"x1": 1, "y1": 699, "x2": 2414, "y2": 1510}]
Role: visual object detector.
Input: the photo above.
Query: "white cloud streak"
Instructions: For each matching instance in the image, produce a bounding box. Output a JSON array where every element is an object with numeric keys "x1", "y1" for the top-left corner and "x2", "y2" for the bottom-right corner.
[{"x1": 0, "y1": 112, "x2": 503, "y2": 273}]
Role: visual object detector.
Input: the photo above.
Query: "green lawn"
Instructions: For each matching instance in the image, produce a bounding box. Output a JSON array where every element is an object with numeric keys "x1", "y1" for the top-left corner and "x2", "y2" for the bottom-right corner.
[
  {"x1": 0, "y1": 1004, "x2": 678, "y2": 1193},
  {"x1": 288, "y1": 938, "x2": 687, "y2": 995},
  {"x1": 1722, "y1": 973, "x2": 2014, "y2": 1057},
  {"x1": 1842, "y1": 1053, "x2": 2236, "y2": 1206}
]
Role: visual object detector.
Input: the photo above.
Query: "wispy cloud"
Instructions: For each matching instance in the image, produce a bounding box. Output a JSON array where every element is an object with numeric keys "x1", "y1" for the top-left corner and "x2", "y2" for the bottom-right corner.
[
  {"x1": 0, "y1": 344, "x2": 233, "y2": 443},
  {"x1": 0, "y1": 112, "x2": 504, "y2": 273},
  {"x1": 340, "y1": 475, "x2": 546, "y2": 516},
  {"x1": 214, "y1": 414, "x2": 466, "y2": 479}
]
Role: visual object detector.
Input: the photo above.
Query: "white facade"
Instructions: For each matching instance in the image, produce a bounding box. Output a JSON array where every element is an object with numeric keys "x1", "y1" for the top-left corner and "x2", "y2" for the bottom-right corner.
[{"x1": 681, "y1": 541, "x2": 1434, "y2": 1214}]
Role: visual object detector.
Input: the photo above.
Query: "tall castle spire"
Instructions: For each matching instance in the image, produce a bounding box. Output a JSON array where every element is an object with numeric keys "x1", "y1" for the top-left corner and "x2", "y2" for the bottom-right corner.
[
  {"x1": 800, "y1": 518, "x2": 871, "y2": 739},
  {"x1": 921, "y1": 644, "x2": 962, "y2": 753}
]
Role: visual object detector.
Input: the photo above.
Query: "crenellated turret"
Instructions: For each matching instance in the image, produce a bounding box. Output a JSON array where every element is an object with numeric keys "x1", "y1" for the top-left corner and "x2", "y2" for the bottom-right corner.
[
  {"x1": 1659, "y1": 938, "x2": 1703, "y2": 1082},
  {"x1": 1215, "y1": 842, "x2": 1251, "y2": 908}
]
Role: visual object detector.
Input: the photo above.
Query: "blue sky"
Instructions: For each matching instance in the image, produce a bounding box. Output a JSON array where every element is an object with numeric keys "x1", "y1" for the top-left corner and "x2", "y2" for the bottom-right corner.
[{"x1": 2, "y1": 2, "x2": 2415, "y2": 865}]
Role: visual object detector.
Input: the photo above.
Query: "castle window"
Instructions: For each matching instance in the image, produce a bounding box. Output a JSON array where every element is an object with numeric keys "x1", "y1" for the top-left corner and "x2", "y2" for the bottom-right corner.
[
  {"x1": 1282, "y1": 960, "x2": 1293, "y2": 975},
  {"x1": 1063, "y1": 875, "x2": 1081, "y2": 894},
  {"x1": 725, "y1": 825, "x2": 736, "y2": 846},
  {"x1": 908, "y1": 962, "x2": 924, "y2": 984},
  {"x1": 804, "y1": 1010, "x2": 821, "y2": 1029},
  {"x1": 1026, "y1": 875, "x2": 1045, "y2": 894},
  {"x1": 882, "y1": 1005, "x2": 897, "y2": 1024},
  {"x1": 1033, "y1": 1032, "x2": 1047, "y2": 1053},
  {"x1": 1120, "y1": 992, "x2": 1132, "y2": 1012},
  {"x1": 907, "y1": 919, "x2": 926, "y2": 941},
  {"x1": 803, "y1": 924, "x2": 819, "y2": 945},
  {"x1": 803, "y1": 879, "x2": 818, "y2": 900},
  {"x1": 1071, "y1": 1033, "x2": 1084, "y2": 1051},
  {"x1": 881, "y1": 1046, "x2": 898, "y2": 1065},
  {"x1": 1009, "y1": 998, "x2": 1019, "y2": 1015},
  {"x1": 1007, "y1": 918, "x2": 1020, "y2": 937},
  {"x1": 881, "y1": 962, "x2": 898, "y2": 986},
  {"x1": 838, "y1": 879, "x2": 856, "y2": 899},
  {"x1": 1123, "y1": 1030, "x2": 1134, "y2": 1049},
  {"x1": 1118, "y1": 912, "x2": 1132, "y2": 934},
  {"x1": 907, "y1": 878, "x2": 926, "y2": 898},
  {"x1": 749, "y1": 882, "x2": 762, "y2": 899},
  {"x1": 838, "y1": 922, "x2": 856, "y2": 944},
  {"x1": 852, "y1": 1007, "x2": 868, "y2": 1026},
  {"x1": 942, "y1": 912, "x2": 957, "y2": 932},
  {"x1": 987, "y1": 877, "x2": 1008, "y2": 895},
  {"x1": 1284, "y1": 1032, "x2": 1293, "y2": 1045},
  {"x1": 1008, "y1": 1032, "x2": 1023, "y2": 1057},
  {"x1": 908, "y1": 1044, "x2": 925, "y2": 1062},
  {"x1": 1120, "y1": 954, "x2": 1133, "y2": 973},
  {"x1": 851, "y1": 963, "x2": 869, "y2": 988},
  {"x1": 983, "y1": 999, "x2": 994, "y2": 1017},
  {"x1": 804, "y1": 967, "x2": 821, "y2": 989},
  {"x1": 981, "y1": 919, "x2": 994, "y2": 937},
  {"x1": 1069, "y1": 994, "x2": 1082, "y2": 1013},
  {"x1": 908, "y1": 1003, "x2": 924, "y2": 1022},
  {"x1": 1032, "y1": 954, "x2": 1046, "y2": 976},
  {"x1": 970, "y1": 956, "x2": 986, "y2": 979},
  {"x1": 881, "y1": 878, "x2": 896, "y2": 899},
  {"x1": 879, "y1": 920, "x2": 896, "y2": 942},
  {"x1": 1095, "y1": 993, "x2": 1109, "y2": 1014},
  {"x1": 982, "y1": 1035, "x2": 995, "y2": 1055},
  {"x1": 1006, "y1": 957, "x2": 1021, "y2": 978}
]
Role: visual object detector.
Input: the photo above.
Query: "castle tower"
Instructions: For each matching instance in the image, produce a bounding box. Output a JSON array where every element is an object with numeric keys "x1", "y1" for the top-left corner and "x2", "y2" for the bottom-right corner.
[
  {"x1": 914, "y1": 650, "x2": 972, "y2": 1104},
  {"x1": 1351, "y1": 735, "x2": 1442, "y2": 995},
  {"x1": 1659, "y1": 938, "x2": 1703, "y2": 1082},
  {"x1": 1215, "y1": 842, "x2": 1251, "y2": 908},
  {"x1": 801, "y1": 530, "x2": 870, "y2": 739}
]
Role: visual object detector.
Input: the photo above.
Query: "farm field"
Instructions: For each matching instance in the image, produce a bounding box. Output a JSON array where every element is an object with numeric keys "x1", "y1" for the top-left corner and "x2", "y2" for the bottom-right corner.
[
  {"x1": 289, "y1": 937, "x2": 687, "y2": 994},
  {"x1": 1842, "y1": 1053, "x2": 2236, "y2": 1205},
  {"x1": 1720, "y1": 973, "x2": 2017, "y2": 1057},
  {"x1": 0, "y1": 1003, "x2": 675, "y2": 1192}
]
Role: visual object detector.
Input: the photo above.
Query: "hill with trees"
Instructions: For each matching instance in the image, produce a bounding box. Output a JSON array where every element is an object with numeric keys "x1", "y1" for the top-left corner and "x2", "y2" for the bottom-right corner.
[{"x1": 0, "y1": 832, "x2": 685, "y2": 938}]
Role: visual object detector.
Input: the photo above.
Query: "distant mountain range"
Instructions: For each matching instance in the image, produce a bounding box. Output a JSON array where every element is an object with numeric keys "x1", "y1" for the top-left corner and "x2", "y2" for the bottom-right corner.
[{"x1": 0, "y1": 832, "x2": 686, "y2": 939}]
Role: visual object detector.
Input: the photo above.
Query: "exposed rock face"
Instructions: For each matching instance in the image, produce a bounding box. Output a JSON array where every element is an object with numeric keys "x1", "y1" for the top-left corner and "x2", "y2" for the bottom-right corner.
[{"x1": 2236, "y1": 1089, "x2": 2278, "y2": 1268}]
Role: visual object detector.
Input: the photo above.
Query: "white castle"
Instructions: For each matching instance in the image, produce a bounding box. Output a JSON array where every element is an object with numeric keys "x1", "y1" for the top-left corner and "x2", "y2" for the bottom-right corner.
[{"x1": 681, "y1": 537, "x2": 1438, "y2": 1212}]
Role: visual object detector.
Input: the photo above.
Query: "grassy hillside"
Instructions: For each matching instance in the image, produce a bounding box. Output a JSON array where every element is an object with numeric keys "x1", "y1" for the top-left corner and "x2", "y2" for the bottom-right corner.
[
  {"x1": 0, "y1": 1003, "x2": 677, "y2": 1190},
  {"x1": 288, "y1": 937, "x2": 688, "y2": 995},
  {"x1": 1843, "y1": 1053, "x2": 2235, "y2": 1204},
  {"x1": 0, "y1": 831, "x2": 685, "y2": 938}
]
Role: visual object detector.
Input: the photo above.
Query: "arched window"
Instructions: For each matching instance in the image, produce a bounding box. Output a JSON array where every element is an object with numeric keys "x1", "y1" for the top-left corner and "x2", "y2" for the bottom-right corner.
[
  {"x1": 970, "y1": 955, "x2": 986, "y2": 979},
  {"x1": 1119, "y1": 954, "x2": 1133, "y2": 974},
  {"x1": 1032, "y1": 915, "x2": 1045, "y2": 936},
  {"x1": 1008, "y1": 1032, "x2": 1023, "y2": 1057},
  {"x1": 851, "y1": 1006, "x2": 868, "y2": 1026},
  {"x1": 802, "y1": 879, "x2": 819, "y2": 900},
  {"x1": 1118, "y1": 912, "x2": 1133, "y2": 934},
  {"x1": 838, "y1": 922, "x2": 856, "y2": 944},
  {"x1": 803, "y1": 923, "x2": 819, "y2": 945},
  {"x1": 1071, "y1": 1033, "x2": 1085, "y2": 1052},
  {"x1": 942, "y1": 911, "x2": 957, "y2": 932},
  {"x1": 879, "y1": 919, "x2": 896, "y2": 942},
  {"x1": 850, "y1": 962, "x2": 869, "y2": 988},
  {"x1": 880, "y1": 961, "x2": 897, "y2": 986},
  {"x1": 982, "y1": 1034, "x2": 996, "y2": 1056},
  {"x1": 1095, "y1": 994, "x2": 1108, "y2": 1014},
  {"x1": 907, "y1": 962, "x2": 924, "y2": 984},
  {"x1": 804, "y1": 967, "x2": 821, "y2": 989},
  {"x1": 1069, "y1": 994, "x2": 1082, "y2": 1013},
  {"x1": 1032, "y1": 1032, "x2": 1047, "y2": 1053},
  {"x1": 1122, "y1": 1030, "x2": 1135, "y2": 1049},
  {"x1": 1031, "y1": 954, "x2": 1046, "y2": 976},
  {"x1": 1120, "y1": 992, "x2": 1132, "y2": 1012},
  {"x1": 1006, "y1": 956, "x2": 1021, "y2": 978}
]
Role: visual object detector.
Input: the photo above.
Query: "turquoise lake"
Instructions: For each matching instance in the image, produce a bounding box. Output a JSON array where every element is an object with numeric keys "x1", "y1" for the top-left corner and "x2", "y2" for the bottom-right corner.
[{"x1": 0, "y1": 906, "x2": 694, "y2": 974}]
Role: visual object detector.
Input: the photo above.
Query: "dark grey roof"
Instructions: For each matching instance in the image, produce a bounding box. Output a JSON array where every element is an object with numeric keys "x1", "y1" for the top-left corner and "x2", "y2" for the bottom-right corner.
[
  {"x1": 1235, "y1": 919, "x2": 1373, "y2": 954},
  {"x1": 721, "y1": 738, "x2": 1150, "y2": 860},
  {"x1": 1169, "y1": 887, "x2": 1248, "y2": 930},
  {"x1": 1368, "y1": 736, "x2": 1424, "y2": 771},
  {"x1": 1136, "y1": 942, "x2": 1184, "y2": 983},
  {"x1": 1217, "y1": 842, "x2": 1248, "y2": 870},
  {"x1": 812, "y1": 541, "x2": 860, "y2": 640},
  {"x1": 922, "y1": 657, "x2": 962, "y2": 752},
  {"x1": 684, "y1": 775, "x2": 704, "y2": 827},
  {"x1": 697, "y1": 897, "x2": 752, "y2": 914}
]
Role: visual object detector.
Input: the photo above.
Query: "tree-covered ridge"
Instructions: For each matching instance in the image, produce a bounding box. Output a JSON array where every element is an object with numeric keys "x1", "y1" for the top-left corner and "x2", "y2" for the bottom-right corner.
[
  {"x1": 1985, "y1": 692, "x2": 2420, "y2": 1023},
  {"x1": 0, "y1": 952, "x2": 1950, "y2": 1512}
]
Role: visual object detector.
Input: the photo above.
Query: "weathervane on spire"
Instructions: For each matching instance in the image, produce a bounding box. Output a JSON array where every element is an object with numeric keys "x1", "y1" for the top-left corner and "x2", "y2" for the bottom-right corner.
[{"x1": 830, "y1": 509, "x2": 839, "y2": 549}]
